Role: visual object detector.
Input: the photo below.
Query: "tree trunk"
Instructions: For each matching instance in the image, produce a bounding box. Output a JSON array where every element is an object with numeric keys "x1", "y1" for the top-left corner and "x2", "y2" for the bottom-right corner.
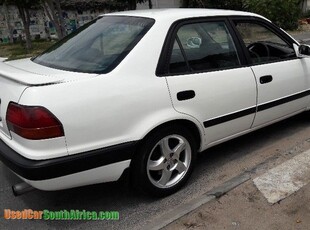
[
  {"x1": 148, "y1": 0, "x2": 153, "y2": 9},
  {"x1": 42, "y1": 0, "x2": 63, "y2": 39},
  {"x1": 197, "y1": 0, "x2": 205, "y2": 7},
  {"x1": 181, "y1": 0, "x2": 190, "y2": 8},
  {"x1": 128, "y1": 0, "x2": 137, "y2": 10},
  {"x1": 3, "y1": 2, "x2": 14, "y2": 43},
  {"x1": 17, "y1": 5, "x2": 32, "y2": 50},
  {"x1": 54, "y1": 0, "x2": 66, "y2": 38}
]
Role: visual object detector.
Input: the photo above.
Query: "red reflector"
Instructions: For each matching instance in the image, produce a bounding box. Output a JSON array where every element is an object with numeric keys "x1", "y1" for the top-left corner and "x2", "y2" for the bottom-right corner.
[{"x1": 6, "y1": 102, "x2": 64, "y2": 140}]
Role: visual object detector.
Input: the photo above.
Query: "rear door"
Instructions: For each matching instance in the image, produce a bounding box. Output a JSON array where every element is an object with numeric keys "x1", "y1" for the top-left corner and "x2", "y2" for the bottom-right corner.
[
  {"x1": 231, "y1": 18, "x2": 310, "y2": 127},
  {"x1": 157, "y1": 18, "x2": 257, "y2": 145}
]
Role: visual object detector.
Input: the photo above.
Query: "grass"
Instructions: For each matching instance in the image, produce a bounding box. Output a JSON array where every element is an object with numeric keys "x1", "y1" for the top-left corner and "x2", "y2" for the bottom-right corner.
[{"x1": 0, "y1": 40, "x2": 56, "y2": 61}]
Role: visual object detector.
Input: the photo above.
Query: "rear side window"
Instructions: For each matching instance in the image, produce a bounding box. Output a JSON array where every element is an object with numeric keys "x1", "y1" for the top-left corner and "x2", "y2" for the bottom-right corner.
[
  {"x1": 168, "y1": 21, "x2": 241, "y2": 74},
  {"x1": 33, "y1": 16, "x2": 154, "y2": 74}
]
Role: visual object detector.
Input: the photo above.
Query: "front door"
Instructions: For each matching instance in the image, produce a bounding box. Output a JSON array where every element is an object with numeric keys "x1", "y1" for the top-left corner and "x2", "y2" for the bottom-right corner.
[{"x1": 232, "y1": 19, "x2": 310, "y2": 127}]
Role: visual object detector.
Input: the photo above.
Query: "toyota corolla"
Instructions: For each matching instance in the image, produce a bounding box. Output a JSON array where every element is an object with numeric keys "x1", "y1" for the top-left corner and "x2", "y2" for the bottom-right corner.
[{"x1": 0, "y1": 9, "x2": 310, "y2": 197}]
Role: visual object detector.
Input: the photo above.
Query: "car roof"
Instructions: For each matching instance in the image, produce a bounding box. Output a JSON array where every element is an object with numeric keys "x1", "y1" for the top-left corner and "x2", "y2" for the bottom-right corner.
[{"x1": 104, "y1": 8, "x2": 265, "y2": 21}]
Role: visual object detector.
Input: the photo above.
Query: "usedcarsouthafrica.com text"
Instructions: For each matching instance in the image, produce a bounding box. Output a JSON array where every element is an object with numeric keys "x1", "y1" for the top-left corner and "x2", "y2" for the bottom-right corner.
[{"x1": 4, "y1": 209, "x2": 119, "y2": 220}]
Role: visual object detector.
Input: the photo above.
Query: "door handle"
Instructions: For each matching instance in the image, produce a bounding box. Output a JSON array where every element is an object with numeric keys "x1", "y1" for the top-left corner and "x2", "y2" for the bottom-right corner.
[
  {"x1": 177, "y1": 90, "x2": 195, "y2": 101},
  {"x1": 260, "y1": 75, "x2": 273, "y2": 84}
]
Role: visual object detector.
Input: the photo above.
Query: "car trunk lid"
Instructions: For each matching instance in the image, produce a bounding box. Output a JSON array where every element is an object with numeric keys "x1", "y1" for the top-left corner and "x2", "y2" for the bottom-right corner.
[
  {"x1": 1, "y1": 59, "x2": 65, "y2": 86},
  {"x1": 0, "y1": 59, "x2": 97, "y2": 138}
]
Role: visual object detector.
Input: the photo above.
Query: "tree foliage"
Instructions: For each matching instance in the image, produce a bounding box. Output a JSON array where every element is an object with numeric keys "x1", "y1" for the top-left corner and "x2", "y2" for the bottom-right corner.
[
  {"x1": 181, "y1": 0, "x2": 302, "y2": 30},
  {"x1": 41, "y1": 0, "x2": 66, "y2": 39},
  {"x1": 245, "y1": 0, "x2": 302, "y2": 30},
  {"x1": 121, "y1": 0, "x2": 148, "y2": 10},
  {"x1": 181, "y1": 0, "x2": 245, "y2": 9},
  {"x1": 208, "y1": 0, "x2": 246, "y2": 10}
]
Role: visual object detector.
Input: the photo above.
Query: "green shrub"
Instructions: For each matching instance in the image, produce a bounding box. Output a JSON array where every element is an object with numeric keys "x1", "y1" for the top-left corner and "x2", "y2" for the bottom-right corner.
[
  {"x1": 245, "y1": 0, "x2": 302, "y2": 30},
  {"x1": 208, "y1": 0, "x2": 246, "y2": 10},
  {"x1": 182, "y1": 0, "x2": 301, "y2": 30}
]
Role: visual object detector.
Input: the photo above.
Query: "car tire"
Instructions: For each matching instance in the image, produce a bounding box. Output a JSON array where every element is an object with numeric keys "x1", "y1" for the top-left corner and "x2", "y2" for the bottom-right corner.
[{"x1": 131, "y1": 125, "x2": 197, "y2": 197}]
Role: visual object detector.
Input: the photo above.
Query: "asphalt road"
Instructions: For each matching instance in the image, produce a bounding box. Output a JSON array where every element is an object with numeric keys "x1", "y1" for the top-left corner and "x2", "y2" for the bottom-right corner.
[{"x1": 1, "y1": 33, "x2": 310, "y2": 230}]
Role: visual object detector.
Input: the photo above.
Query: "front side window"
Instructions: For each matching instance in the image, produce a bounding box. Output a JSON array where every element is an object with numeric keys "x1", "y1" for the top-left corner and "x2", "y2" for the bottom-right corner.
[
  {"x1": 169, "y1": 21, "x2": 241, "y2": 74},
  {"x1": 33, "y1": 16, "x2": 155, "y2": 74},
  {"x1": 234, "y1": 22, "x2": 296, "y2": 64}
]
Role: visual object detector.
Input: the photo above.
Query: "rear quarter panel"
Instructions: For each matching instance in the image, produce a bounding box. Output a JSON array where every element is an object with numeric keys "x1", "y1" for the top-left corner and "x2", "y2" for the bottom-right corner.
[{"x1": 19, "y1": 72, "x2": 195, "y2": 155}]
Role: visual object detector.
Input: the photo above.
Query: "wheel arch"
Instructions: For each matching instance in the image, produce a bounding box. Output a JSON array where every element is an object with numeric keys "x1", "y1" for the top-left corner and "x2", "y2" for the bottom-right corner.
[{"x1": 137, "y1": 119, "x2": 203, "y2": 153}]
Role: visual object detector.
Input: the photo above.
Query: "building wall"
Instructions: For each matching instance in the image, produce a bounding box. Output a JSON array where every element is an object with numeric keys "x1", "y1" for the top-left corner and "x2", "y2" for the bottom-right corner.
[
  {"x1": 0, "y1": 1, "x2": 181, "y2": 43},
  {"x1": 0, "y1": 5, "x2": 105, "y2": 43},
  {"x1": 301, "y1": 0, "x2": 310, "y2": 12},
  {"x1": 307, "y1": 0, "x2": 310, "y2": 12}
]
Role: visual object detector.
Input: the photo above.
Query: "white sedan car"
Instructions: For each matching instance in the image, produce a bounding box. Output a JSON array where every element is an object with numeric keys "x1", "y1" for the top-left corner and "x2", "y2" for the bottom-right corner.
[{"x1": 0, "y1": 9, "x2": 310, "y2": 197}]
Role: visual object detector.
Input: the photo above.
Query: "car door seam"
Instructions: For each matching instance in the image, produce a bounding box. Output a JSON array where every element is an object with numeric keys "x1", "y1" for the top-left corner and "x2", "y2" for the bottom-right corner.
[
  {"x1": 249, "y1": 67, "x2": 259, "y2": 128},
  {"x1": 164, "y1": 77, "x2": 206, "y2": 137}
]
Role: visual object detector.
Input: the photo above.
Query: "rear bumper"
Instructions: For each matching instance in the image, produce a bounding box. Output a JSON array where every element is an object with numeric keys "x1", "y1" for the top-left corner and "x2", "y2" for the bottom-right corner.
[{"x1": 0, "y1": 138, "x2": 137, "y2": 181}]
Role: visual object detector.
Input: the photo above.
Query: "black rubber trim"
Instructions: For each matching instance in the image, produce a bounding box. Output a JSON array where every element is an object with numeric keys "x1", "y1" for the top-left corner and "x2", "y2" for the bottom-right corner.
[
  {"x1": 257, "y1": 90, "x2": 310, "y2": 112},
  {"x1": 0, "y1": 139, "x2": 137, "y2": 181},
  {"x1": 203, "y1": 90, "x2": 310, "y2": 128},
  {"x1": 204, "y1": 107, "x2": 256, "y2": 128}
]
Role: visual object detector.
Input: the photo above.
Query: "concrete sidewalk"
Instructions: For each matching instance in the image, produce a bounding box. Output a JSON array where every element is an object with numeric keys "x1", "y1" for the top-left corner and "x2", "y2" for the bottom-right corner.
[
  {"x1": 147, "y1": 145, "x2": 310, "y2": 230},
  {"x1": 155, "y1": 144, "x2": 310, "y2": 230},
  {"x1": 165, "y1": 180, "x2": 310, "y2": 230},
  {"x1": 159, "y1": 151, "x2": 310, "y2": 230},
  {"x1": 290, "y1": 30, "x2": 310, "y2": 43}
]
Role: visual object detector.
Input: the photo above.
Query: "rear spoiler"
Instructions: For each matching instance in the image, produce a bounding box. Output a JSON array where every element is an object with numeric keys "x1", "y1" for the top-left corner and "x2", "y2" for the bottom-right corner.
[{"x1": 0, "y1": 60, "x2": 64, "y2": 86}]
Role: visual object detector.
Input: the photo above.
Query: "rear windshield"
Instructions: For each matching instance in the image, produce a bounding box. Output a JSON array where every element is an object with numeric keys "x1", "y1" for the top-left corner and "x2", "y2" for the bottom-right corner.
[{"x1": 33, "y1": 16, "x2": 155, "y2": 74}]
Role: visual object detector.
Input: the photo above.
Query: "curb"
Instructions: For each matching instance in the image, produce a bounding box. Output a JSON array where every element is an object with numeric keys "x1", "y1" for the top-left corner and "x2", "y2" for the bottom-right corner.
[{"x1": 147, "y1": 172, "x2": 251, "y2": 230}]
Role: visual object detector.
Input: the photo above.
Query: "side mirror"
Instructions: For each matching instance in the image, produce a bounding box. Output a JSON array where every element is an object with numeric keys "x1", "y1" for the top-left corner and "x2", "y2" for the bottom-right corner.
[
  {"x1": 299, "y1": 44, "x2": 310, "y2": 55},
  {"x1": 294, "y1": 43, "x2": 310, "y2": 57}
]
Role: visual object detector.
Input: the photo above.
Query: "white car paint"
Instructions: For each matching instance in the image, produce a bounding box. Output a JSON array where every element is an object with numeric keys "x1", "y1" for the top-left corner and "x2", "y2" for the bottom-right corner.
[
  {"x1": 251, "y1": 59, "x2": 310, "y2": 126},
  {"x1": 166, "y1": 67, "x2": 257, "y2": 145}
]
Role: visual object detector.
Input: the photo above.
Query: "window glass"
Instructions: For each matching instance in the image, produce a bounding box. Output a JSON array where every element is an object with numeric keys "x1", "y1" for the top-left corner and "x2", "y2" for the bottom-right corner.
[
  {"x1": 33, "y1": 16, "x2": 154, "y2": 74},
  {"x1": 235, "y1": 22, "x2": 295, "y2": 64},
  {"x1": 169, "y1": 21, "x2": 240, "y2": 74},
  {"x1": 169, "y1": 40, "x2": 189, "y2": 73}
]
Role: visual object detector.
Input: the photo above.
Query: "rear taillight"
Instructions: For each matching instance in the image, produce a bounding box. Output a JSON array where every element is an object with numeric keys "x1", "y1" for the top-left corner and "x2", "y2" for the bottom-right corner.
[{"x1": 6, "y1": 102, "x2": 64, "y2": 140}]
